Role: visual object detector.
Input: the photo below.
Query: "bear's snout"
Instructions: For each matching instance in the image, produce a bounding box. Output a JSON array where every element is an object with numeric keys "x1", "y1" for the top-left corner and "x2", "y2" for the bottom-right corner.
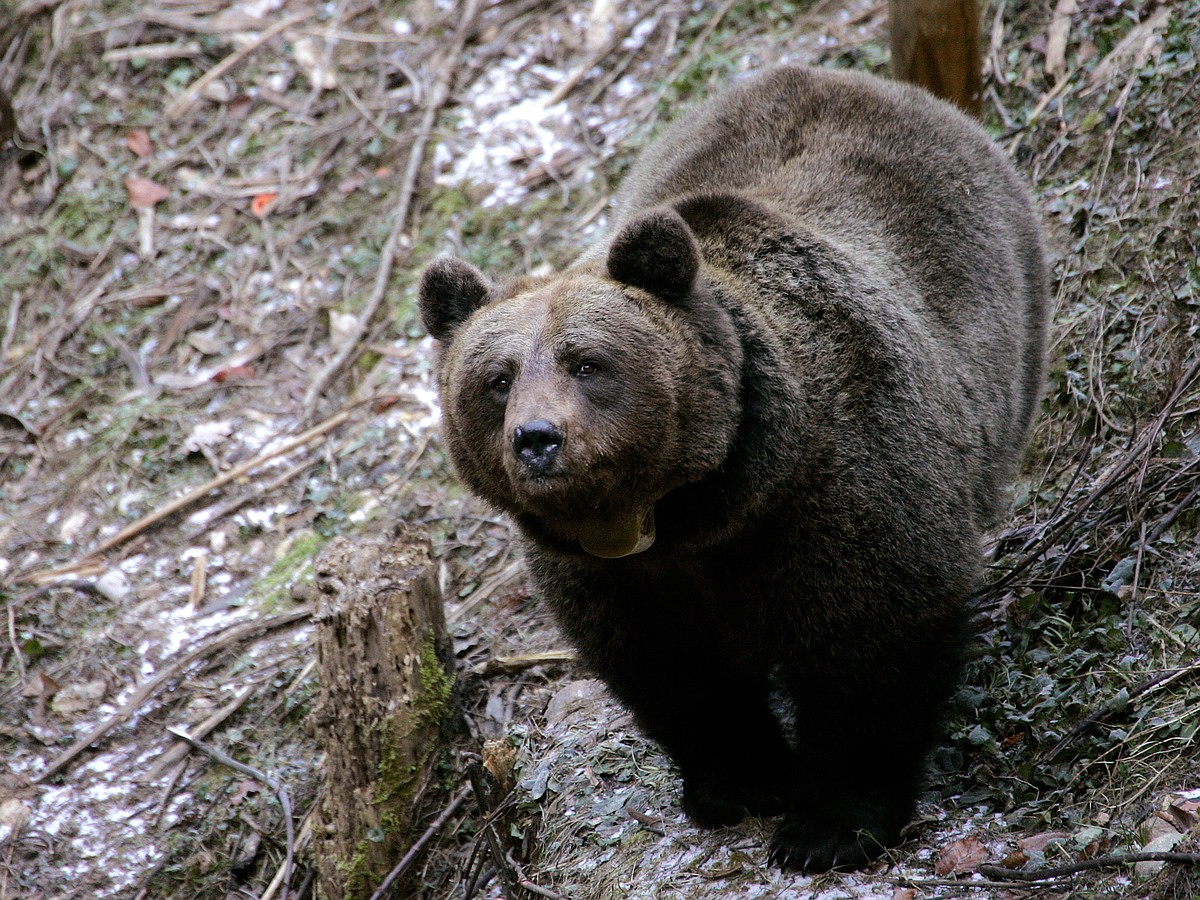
[{"x1": 512, "y1": 420, "x2": 565, "y2": 475}]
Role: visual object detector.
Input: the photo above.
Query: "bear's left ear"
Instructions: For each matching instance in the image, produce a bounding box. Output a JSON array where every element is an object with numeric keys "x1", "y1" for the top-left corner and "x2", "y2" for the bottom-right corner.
[
  {"x1": 607, "y1": 207, "x2": 700, "y2": 302},
  {"x1": 419, "y1": 256, "x2": 493, "y2": 341}
]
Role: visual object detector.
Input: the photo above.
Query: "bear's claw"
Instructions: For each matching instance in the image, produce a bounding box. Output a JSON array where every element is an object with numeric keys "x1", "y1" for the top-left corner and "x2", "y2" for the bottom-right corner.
[{"x1": 769, "y1": 811, "x2": 890, "y2": 873}]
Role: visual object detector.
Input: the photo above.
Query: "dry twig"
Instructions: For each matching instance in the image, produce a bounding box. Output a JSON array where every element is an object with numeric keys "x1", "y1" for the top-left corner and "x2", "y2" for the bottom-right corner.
[
  {"x1": 301, "y1": 0, "x2": 484, "y2": 419},
  {"x1": 23, "y1": 409, "x2": 354, "y2": 585},
  {"x1": 367, "y1": 785, "x2": 471, "y2": 900},
  {"x1": 1042, "y1": 659, "x2": 1200, "y2": 762},
  {"x1": 465, "y1": 759, "x2": 520, "y2": 899},
  {"x1": 979, "y1": 850, "x2": 1200, "y2": 882},
  {"x1": 34, "y1": 610, "x2": 309, "y2": 783},
  {"x1": 167, "y1": 726, "x2": 296, "y2": 900},
  {"x1": 164, "y1": 12, "x2": 310, "y2": 120}
]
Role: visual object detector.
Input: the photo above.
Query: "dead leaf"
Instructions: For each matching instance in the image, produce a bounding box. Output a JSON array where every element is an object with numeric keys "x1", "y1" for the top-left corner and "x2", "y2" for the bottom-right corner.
[
  {"x1": 186, "y1": 330, "x2": 228, "y2": 356},
  {"x1": 999, "y1": 849, "x2": 1030, "y2": 869},
  {"x1": 292, "y1": 36, "x2": 338, "y2": 91},
  {"x1": 183, "y1": 420, "x2": 234, "y2": 453},
  {"x1": 126, "y1": 129, "x2": 153, "y2": 158},
  {"x1": 934, "y1": 835, "x2": 988, "y2": 876},
  {"x1": 371, "y1": 395, "x2": 401, "y2": 414},
  {"x1": 0, "y1": 799, "x2": 31, "y2": 844},
  {"x1": 1018, "y1": 831, "x2": 1072, "y2": 854},
  {"x1": 125, "y1": 175, "x2": 169, "y2": 208},
  {"x1": 210, "y1": 365, "x2": 255, "y2": 383},
  {"x1": 892, "y1": 889, "x2": 918, "y2": 900},
  {"x1": 1081, "y1": 835, "x2": 1111, "y2": 859},
  {"x1": 58, "y1": 509, "x2": 89, "y2": 545},
  {"x1": 228, "y1": 94, "x2": 253, "y2": 117},
  {"x1": 328, "y1": 310, "x2": 359, "y2": 351},
  {"x1": 51, "y1": 680, "x2": 107, "y2": 716},
  {"x1": 20, "y1": 671, "x2": 60, "y2": 700},
  {"x1": 229, "y1": 779, "x2": 263, "y2": 803},
  {"x1": 483, "y1": 738, "x2": 517, "y2": 794},
  {"x1": 251, "y1": 192, "x2": 278, "y2": 217}
]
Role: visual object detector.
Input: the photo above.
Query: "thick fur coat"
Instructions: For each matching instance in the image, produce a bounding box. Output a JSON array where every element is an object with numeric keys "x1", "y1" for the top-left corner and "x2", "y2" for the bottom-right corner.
[{"x1": 419, "y1": 65, "x2": 1048, "y2": 871}]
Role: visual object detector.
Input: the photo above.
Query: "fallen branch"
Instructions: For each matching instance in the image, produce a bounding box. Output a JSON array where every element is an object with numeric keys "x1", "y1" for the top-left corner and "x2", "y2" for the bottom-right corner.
[
  {"x1": 165, "y1": 11, "x2": 310, "y2": 120},
  {"x1": 474, "y1": 650, "x2": 577, "y2": 677},
  {"x1": 979, "y1": 850, "x2": 1200, "y2": 882},
  {"x1": 301, "y1": 0, "x2": 483, "y2": 420},
  {"x1": 34, "y1": 609, "x2": 309, "y2": 783},
  {"x1": 23, "y1": 409, "x2": 353, "y2": 585},
  {"x1": 168, "y1": 726, "x2": 296, "y2": 900},
  {"x1": 142, "y1": 684, "x2": 256, "y2": 782},
  {"x1": 508, "y1": 850, "x2": 567, "y2": 900},
  {"x1": 367, "y1": 785, "x2": 471, "y2": 900}
]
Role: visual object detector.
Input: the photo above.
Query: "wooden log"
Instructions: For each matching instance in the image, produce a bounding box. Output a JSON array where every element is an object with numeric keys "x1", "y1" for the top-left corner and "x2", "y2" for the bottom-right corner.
[
  {"x1": 311, "y1": 530, "x2": 456, "y2": 900},
  {"x1": 889, "y1": 0, "x2": 983, "y2": 117}
]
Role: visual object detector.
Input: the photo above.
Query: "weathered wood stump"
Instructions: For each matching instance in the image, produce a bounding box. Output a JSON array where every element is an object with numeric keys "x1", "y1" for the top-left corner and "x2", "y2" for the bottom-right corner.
[
  {"x1": 890, "y1": 0, "x2": 983, "y2": 117},
  {"x1": 312, "y1": 530, "x2": 456, "y2": 900}
]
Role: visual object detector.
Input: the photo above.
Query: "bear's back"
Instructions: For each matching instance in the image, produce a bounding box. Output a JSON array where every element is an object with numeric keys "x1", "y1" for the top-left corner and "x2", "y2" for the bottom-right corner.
[{"x1": 614, "y1": 66, "x2": 1047, "y2": 526}]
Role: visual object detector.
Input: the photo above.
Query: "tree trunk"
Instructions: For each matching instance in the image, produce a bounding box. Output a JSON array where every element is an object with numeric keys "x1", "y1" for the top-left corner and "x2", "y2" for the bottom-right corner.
[
  {"x1": 312, "y1": 530, "x2": 456, "y2": 900},
  {"x1": 889, "y1": 0, "x2": 983, "y2": 117}
]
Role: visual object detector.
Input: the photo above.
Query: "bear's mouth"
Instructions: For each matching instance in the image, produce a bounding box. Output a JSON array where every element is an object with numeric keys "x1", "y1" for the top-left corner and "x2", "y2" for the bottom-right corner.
[{"x1": 511, "y1": 467, "x2": 567, "y2": 495}]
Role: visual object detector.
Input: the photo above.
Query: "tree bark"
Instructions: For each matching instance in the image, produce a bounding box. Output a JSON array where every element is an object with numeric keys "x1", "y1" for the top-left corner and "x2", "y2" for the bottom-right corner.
[
  {"x1": 312, "y1": 530, "x2": 456, "y2": 900},
  {"x1": 889, "y1": 0, "x2": 983, "y2": 117}
]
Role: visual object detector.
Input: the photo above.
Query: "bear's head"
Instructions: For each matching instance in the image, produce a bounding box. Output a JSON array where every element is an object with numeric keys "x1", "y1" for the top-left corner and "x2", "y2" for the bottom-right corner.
[{"x1": 419, "y1": 207, "x2": 743, "y2": 558}]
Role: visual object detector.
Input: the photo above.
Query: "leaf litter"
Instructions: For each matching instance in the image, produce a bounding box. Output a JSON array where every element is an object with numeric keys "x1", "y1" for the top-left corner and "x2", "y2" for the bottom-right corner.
[{"x1": 1, "y1": 0, "x2": 1200, "y2": 898}]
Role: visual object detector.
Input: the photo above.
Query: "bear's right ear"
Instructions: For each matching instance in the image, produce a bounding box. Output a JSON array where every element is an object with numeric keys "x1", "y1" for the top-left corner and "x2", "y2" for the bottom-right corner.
[
  {"x1": 606, "y1": 207, "x2": 700, "y2": 302},
  {"x1": 419, "y1": 256, "x2": 492, "y2": 341}
]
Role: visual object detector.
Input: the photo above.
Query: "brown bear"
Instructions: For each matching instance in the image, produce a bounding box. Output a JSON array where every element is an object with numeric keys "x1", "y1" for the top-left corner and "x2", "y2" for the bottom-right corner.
[{"x1": 419, "y1": 65, "x2": 1048, "y2": 872}]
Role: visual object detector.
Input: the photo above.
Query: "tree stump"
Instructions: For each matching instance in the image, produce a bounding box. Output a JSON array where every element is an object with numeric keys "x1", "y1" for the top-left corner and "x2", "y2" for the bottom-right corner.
[
  {"x1": 312, "y1": 530, "x2": 456, "y2": 900},
  {"x1": 889, "y1": 0, "x2": 983, "y2": 117}
]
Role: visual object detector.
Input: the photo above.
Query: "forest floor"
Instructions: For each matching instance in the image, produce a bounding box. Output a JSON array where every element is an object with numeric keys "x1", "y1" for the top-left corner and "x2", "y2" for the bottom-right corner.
[{"x1": 1, "y1": 0, "x2": 1199, "y2": 898}]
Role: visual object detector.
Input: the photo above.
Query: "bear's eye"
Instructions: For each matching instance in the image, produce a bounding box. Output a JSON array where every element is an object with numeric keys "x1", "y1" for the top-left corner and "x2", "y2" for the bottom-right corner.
[
  {"x1": 574, "y1": 360, "x2": 599, "y2": 378},
  {"x1": 488, "y1": 374, "x2": 511, "y2": 394}
]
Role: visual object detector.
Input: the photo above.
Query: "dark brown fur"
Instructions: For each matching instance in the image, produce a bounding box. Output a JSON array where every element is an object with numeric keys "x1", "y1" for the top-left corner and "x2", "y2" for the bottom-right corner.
[{"x1": 420, "y1": 66, "x2": 1048, "y2": 871}]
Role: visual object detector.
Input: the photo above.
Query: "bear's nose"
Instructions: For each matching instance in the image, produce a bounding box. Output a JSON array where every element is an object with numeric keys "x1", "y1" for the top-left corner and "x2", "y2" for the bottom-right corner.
[{"x1": 512, "y1": 420, "x2": 564, "y2": 474}]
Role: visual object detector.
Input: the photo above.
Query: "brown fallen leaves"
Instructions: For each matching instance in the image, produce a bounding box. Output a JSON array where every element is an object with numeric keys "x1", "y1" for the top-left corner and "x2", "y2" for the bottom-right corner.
[
  {"x1": 125, "y1": 175, "x2": 169, "y2": 208},
  {"x1": 934, "y1": 835, "x2": 989, "y2": 876},
  {"x1": 126, "y1": 128, "x2": 153, "y2": 158}
]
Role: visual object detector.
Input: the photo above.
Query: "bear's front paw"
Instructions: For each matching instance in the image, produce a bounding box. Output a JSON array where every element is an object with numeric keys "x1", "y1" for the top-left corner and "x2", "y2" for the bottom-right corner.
[
  {"x1": 682, "y1": 772, "x2": 786, "y2": 828},
  {"x1": 768, "y1": 809, "x2": 895, "y2": 873}
]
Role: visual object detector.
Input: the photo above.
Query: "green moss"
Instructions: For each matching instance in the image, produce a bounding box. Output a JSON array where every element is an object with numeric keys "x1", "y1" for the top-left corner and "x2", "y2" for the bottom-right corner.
[
  {"x1": 332, "y1": 636, "x2": 455, "y2": 898},
  {"x1": 337, "y1": 842, "x2": 375, "y2": 900},
  {"x1": 415, "y1": 634, "x2": 455, "y2": 728},
  {"x1": 245, "y1": 530, "x2": 326, "y2": 610}
]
